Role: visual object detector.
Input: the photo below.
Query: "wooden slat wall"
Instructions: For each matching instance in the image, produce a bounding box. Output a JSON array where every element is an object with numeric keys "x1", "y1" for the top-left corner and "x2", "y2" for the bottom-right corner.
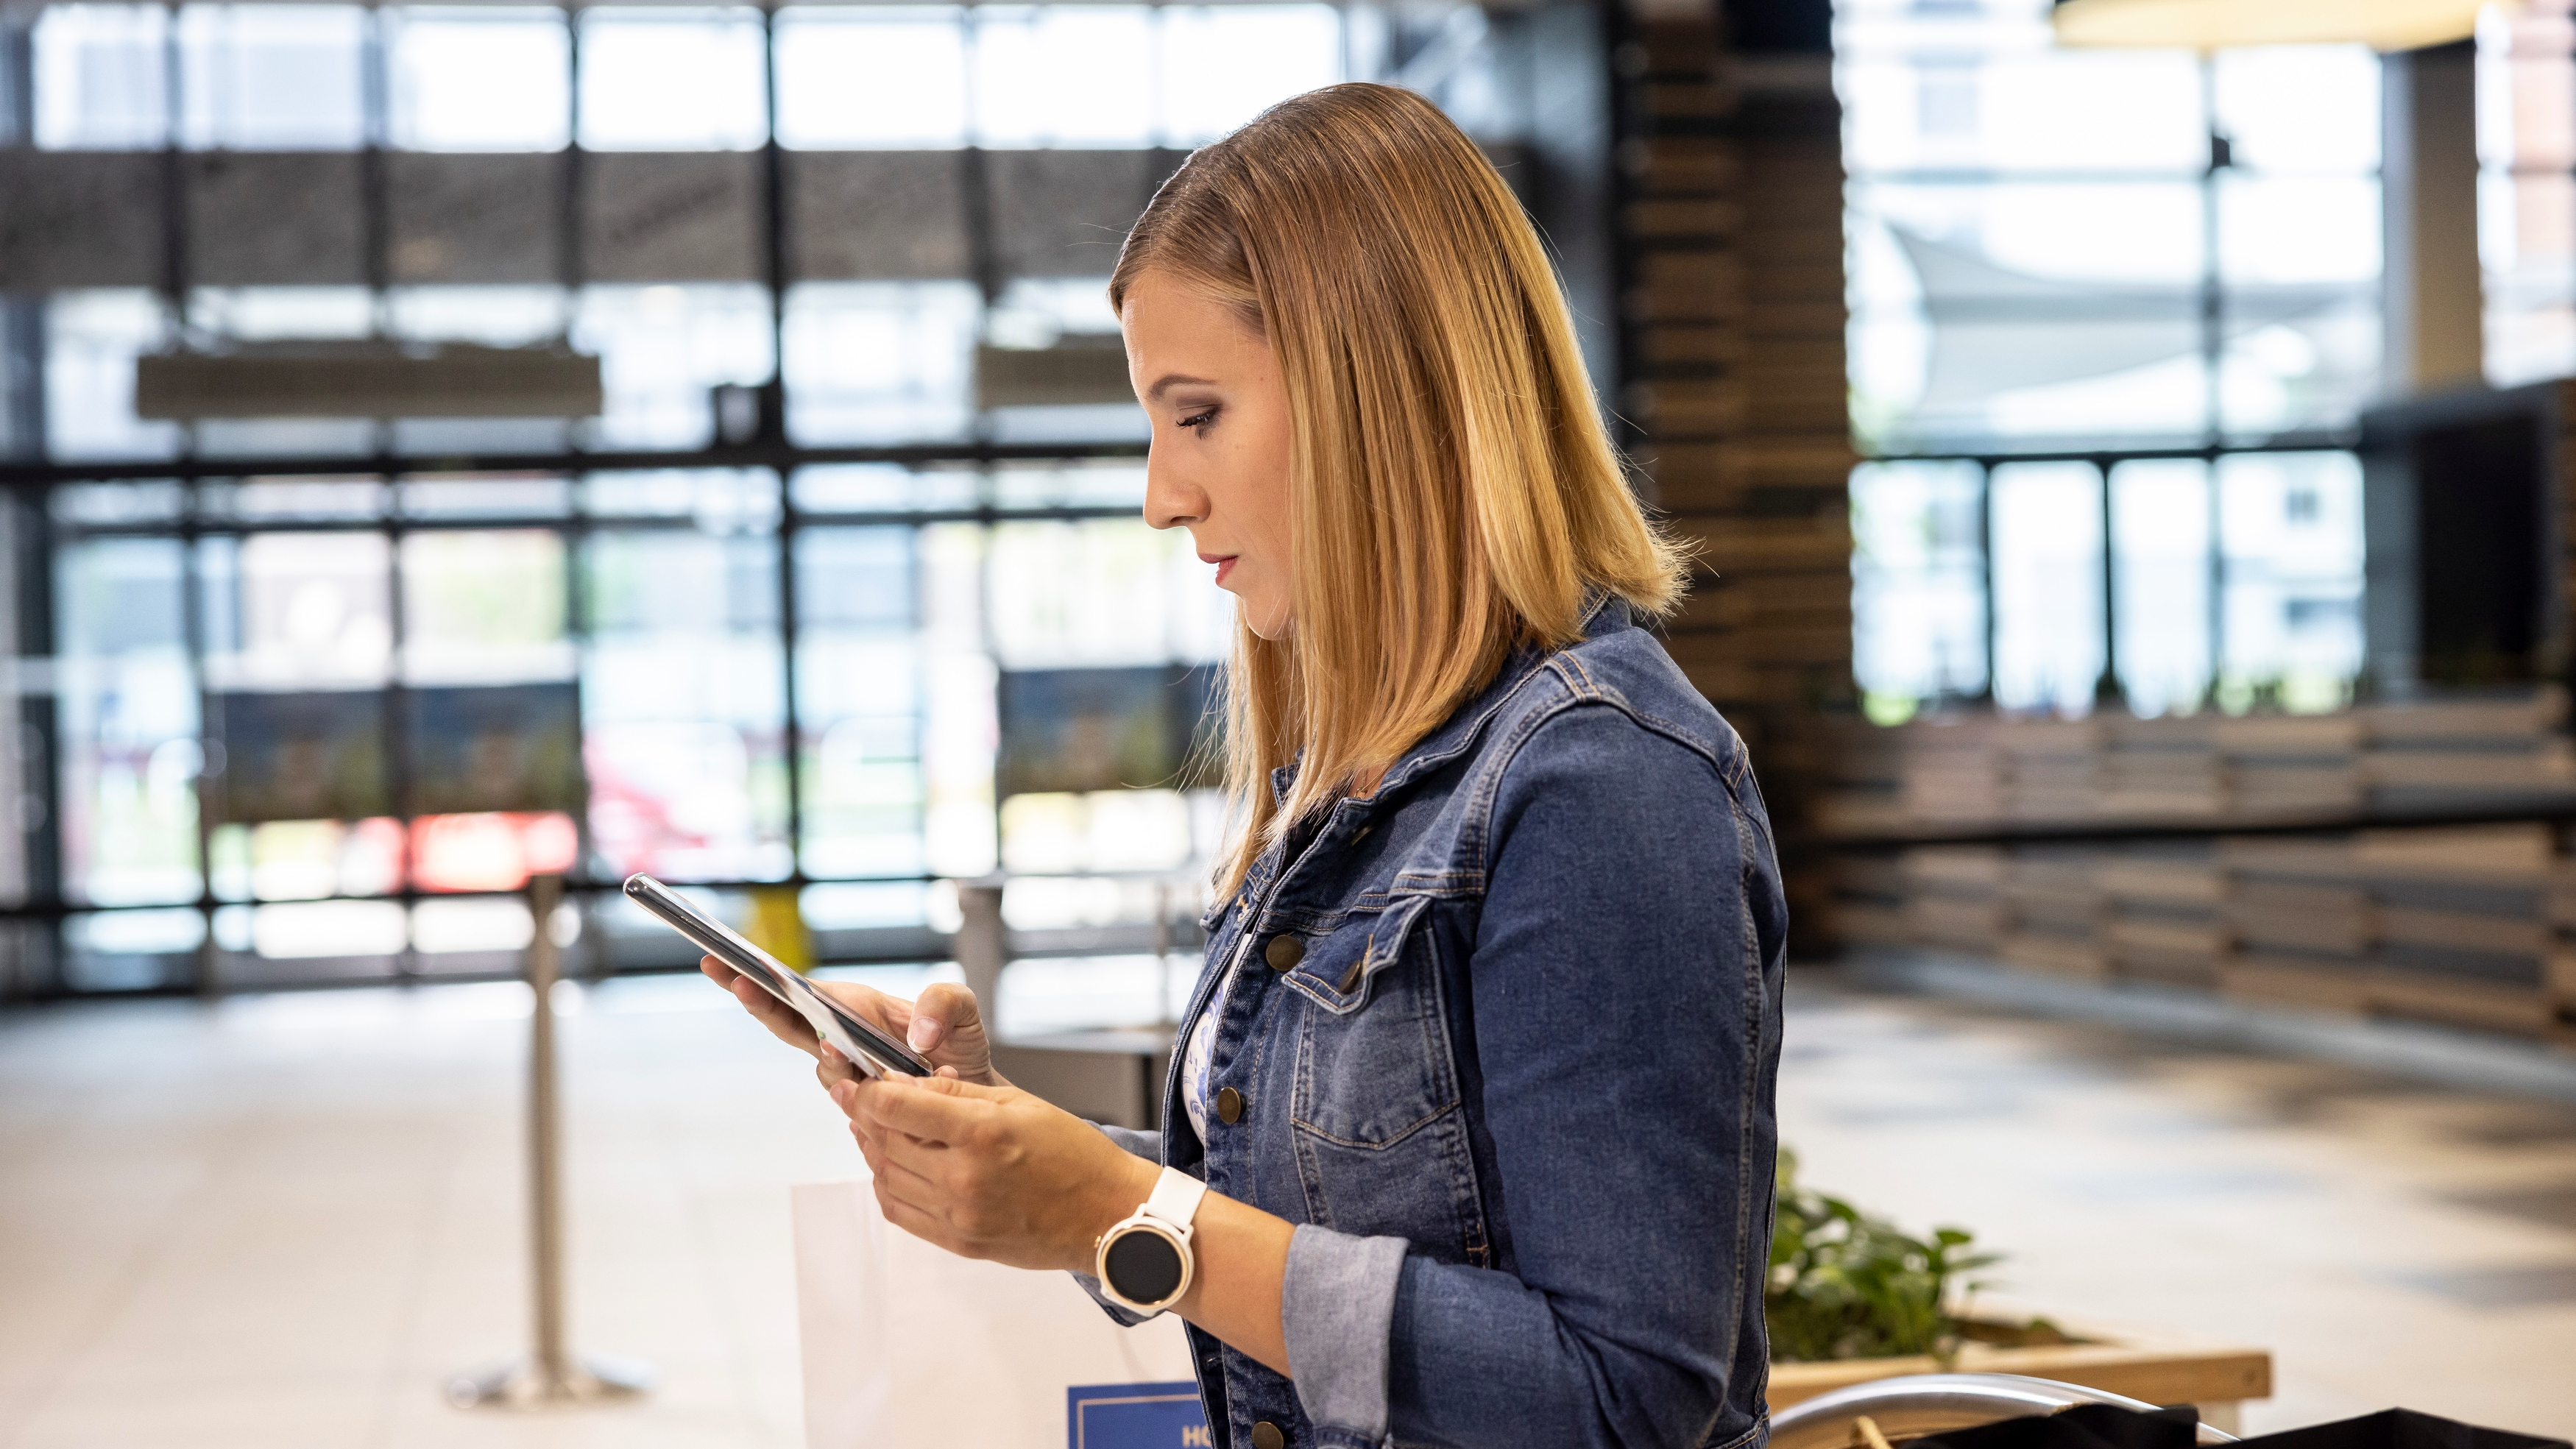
[
  {"x1": 1617, "y1": 10, "x2": 1856, "y2": 949},
  {"x1": 1827, "y1": 699, "x2": 2576, "y2": 1042}
]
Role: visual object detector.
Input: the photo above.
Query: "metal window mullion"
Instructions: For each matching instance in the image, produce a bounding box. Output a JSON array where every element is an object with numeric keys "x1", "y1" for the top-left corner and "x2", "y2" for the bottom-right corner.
[
  {"x1": 11, "y1": 485, "x2": 61, "y2": 994},
  {"x1": 2096, "y1": 456, "x2": 2118, "y2": 711},
  {"x1": 562, "y1": 6, "x2": 587, "y2": 352},
  {"x1": 759, "y1": 6, "x2": 807, "y2": 893},
  {"x1": 385, "y1": 497, "x2": 417, "y2": 982},
  {"x1": 961, "y1": 5, "x2": 999, "y2": 322},
  {"x1": 0, "y1": 11, "x2": 29, "y2": 146},
  {"x1": 565, "y1": 477, "x2": 598, "y2": 975},
  {"x1": 779, "y1": 484, "x2": 806, "y2": 887},
  {"x1": 160, "y1": 1, "x2": 188, "y2": 344},
  {"x1": 2201, "y1": 51, "x2": 2226, "y2": 710},
  {"x1": 180, "y1": 481, "x2": 216, "y2": 995},
  {"x1": 363, "y1": 7, "x2": 392, "y2": 339},
  {"x1": 1, "y1": 292, "x2": 43, "y2": 467},
  {"x1": 1977, "y1": 458, "x2": 1995, "y2": 704},
  {"x1": 0, "y1": 10, "x2": 35, "y2": 467},
  {"x1": 2209, "y1": 447, "x2": 2227, "y2": 707}
]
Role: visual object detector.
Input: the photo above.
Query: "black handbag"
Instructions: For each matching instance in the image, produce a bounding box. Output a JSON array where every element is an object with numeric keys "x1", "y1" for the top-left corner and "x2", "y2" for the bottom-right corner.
[{"x1": 1911, "y1": 1403, "x2": 2569, "y2": 1449}]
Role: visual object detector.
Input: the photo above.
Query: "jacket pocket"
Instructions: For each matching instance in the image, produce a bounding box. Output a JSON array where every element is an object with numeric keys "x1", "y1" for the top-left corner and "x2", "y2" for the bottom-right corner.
[
  {"x1": 1287, "y1": 894, "x2": 1448, "y2": 1147},
  {"x1": 1285, "y1": 895, "x2": 1485, "y2": 1259},
  {"x1": 1274, "y1": 892, "x2": 1432, "y2": 1017}
]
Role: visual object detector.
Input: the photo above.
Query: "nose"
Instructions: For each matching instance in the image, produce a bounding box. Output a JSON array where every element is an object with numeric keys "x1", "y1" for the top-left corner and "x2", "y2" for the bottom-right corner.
[{"x1": 1143, "y1": 442, "x2": 1205, "y2": 532}]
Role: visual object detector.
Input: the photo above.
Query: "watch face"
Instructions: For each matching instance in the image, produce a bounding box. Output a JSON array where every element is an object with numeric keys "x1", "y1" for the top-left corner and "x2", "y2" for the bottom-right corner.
[{"x1": 1103, "y1": 1226, "x2": 1186, "y2": 1305}]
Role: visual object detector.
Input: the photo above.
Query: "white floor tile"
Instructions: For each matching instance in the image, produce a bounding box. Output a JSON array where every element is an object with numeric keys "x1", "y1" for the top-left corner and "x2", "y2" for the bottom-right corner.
[{"x1": 5, "y1": 972, "x2": 2574, "y2": 1448}]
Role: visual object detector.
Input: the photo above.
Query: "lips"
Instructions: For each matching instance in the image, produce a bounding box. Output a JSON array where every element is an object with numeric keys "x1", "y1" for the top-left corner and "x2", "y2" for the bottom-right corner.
[{"x1": 1198, "y1": 551, "x2": 1238, "y2": 587}]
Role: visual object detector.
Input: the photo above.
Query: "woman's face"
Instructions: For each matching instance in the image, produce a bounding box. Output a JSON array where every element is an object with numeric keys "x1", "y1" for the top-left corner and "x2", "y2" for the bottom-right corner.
[{"x1": 1125, "y1": 269, "x2": 1297, "y2": 640}]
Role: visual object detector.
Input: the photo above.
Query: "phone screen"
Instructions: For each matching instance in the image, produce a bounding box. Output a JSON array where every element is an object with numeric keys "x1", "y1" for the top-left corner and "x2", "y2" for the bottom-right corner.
[{"x1": 622, "y1": 874, "x2": 934, "y2": 1077}]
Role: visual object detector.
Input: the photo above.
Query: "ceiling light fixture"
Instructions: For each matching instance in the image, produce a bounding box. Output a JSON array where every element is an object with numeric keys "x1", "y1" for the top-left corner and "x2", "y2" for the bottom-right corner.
[{"x1": 2051, "y1": 0, "x2": 2499, "y2": 52}]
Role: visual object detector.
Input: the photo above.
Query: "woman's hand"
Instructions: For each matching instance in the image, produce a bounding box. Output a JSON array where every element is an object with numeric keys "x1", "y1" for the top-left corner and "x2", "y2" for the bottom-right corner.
[
  {"x1": 698, "y1": 957, "x2": 1008, "y2": 1091},
  {"x1": 832, "y1": 1072, "x2": 1161, "y2": 1275}
]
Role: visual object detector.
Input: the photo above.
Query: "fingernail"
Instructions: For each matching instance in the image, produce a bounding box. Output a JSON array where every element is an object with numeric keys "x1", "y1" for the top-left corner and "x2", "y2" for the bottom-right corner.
[{"x1": 908, "y1": 1016, "x2": 941, "y2": 1050}]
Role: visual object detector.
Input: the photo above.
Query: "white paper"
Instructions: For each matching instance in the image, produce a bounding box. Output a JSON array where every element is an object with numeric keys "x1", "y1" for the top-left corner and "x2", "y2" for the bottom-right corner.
[{"x1": 792, "y1": 1180, "x2": 1197, "y2": 1449}]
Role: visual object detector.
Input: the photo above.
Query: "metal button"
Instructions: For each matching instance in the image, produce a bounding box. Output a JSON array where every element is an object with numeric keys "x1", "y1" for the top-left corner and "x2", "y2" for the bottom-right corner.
[
  {"x1": 1251, "y1": 1422, "x2": 1286, "y2": 1449},
  {"x1": 1263, "y1": 935, "x2": 1303, "y2": 971},
  {"x1": 1216, "y1": 1086, "x2": 1244, "y2": 1124}
]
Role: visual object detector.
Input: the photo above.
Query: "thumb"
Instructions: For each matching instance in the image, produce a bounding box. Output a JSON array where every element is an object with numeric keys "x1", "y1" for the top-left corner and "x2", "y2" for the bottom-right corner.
[{"x1": 907, "y1": 980, "x2": 986, "y2": 1053}]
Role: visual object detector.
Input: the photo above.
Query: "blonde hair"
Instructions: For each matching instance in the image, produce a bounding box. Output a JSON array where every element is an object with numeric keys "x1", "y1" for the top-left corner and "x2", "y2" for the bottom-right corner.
[{"x1": 1111, "y1": 82, "x2": 1686, "y2": 898}]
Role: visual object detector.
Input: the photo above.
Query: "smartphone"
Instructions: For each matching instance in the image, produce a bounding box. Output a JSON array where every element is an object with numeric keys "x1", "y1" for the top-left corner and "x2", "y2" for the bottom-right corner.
[{"x1": 623, "y1": 873, "x2": 934, "y2": 1079}]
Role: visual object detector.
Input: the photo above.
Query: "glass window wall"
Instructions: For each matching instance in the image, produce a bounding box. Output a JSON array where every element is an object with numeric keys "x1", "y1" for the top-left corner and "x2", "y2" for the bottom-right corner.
[
  {"x1": 176, "y1": 4, "x2": 368, "y2": 151},
  {"x1": 577, "y1": 7, "x2": 770, "y2": 152},
  {"x1": 1, "y1": 0, "x2": 1502, "y2": 994},
  {"x1": 1839, "y1": 0, "x2": 2381, "y2": 723},
  {"x1": 388, "y1": 7, "x2": 572, "y2": 152},
  {"x1": 1839, "y1": 0, "x2": 2382, "y2": 448},
  {"x1": 2481, "y1": 0, "x2": 2576, "y2": 386}
]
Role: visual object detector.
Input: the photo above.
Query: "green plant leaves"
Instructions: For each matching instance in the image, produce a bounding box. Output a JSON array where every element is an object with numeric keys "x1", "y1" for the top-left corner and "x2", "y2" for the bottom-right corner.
[{"x1": 1763, "y1": 1149, "x2": 2003, "y2": 1363}]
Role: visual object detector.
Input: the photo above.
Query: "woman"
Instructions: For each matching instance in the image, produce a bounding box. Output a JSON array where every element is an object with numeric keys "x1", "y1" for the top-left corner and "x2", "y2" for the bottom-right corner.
[{"x1": 709, "y1": 82, "x2": 1786, "y2": 1449}]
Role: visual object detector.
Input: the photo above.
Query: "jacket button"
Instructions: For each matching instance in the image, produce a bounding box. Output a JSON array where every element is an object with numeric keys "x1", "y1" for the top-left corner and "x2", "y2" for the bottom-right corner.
[
  {"x1": 1251, "y1": 1423, "x2": 1286, "y2": 1449},
  {"x1": 1263, "y1": 935, "x2": 1303, "y2": 971},
  {"x1": 1216, "y1": 1086, "x2": 1244, "y2": 1124}
]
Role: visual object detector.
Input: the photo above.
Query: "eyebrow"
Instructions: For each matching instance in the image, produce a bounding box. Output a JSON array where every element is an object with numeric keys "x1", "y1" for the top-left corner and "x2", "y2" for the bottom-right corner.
[{"x1": 1144, "y1": 373, "x2": 1219, "y2": 403}]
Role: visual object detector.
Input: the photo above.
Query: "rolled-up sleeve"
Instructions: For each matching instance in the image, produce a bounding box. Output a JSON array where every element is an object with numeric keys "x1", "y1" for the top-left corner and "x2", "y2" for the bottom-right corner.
[
  {"x1": 1071, "y1": 1124, "x2": 1167, "y2": 1325},
  {"x1": 1376, "y1": 704, "x2": 1786, "y2": 1448},
  {"x1": 1281, "y1": 1225, "x2": 1410, "y2": 1442}
]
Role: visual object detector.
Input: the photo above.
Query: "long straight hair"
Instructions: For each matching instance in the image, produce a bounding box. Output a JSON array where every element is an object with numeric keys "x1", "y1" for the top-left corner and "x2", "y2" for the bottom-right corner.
[{"x1": 1111, "y1": 82, "x2": 1687, "y2": 898}]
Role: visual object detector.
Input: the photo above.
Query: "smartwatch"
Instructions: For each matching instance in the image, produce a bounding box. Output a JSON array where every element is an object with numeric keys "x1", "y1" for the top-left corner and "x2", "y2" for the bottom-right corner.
[{"x1": 1094, "y1": 1166, "x2": 1210, "y2": 1316}]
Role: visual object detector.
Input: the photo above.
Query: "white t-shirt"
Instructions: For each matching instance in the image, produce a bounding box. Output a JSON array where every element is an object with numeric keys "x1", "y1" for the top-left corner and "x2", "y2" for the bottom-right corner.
[{"x1": 1178, "y1": 953, "x2": 1239, "y2": 1144}]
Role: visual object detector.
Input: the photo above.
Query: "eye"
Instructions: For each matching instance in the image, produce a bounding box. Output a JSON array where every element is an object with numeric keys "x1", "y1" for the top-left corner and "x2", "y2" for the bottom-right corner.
[{"x1": 1176, "y1": 407, "x2": 1218, "y2": 431}]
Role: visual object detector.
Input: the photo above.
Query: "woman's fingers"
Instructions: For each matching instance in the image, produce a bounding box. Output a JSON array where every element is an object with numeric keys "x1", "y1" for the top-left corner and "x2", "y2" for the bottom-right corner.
[
  {"x1": 871, "y1": 1175, "x2": 972, "y2": 1258},
  {"x1": 701, "y1": 955, "x2": 824, "y2": 1057},
  {"x1": 839, "y1": 1072, "x2": 995, "y2": 1145},
  {"x1": 813, "y1": 1044, "x2": 860, "y2": 1092},
  {"x1": 807, "y1": 979, "x2": 910, "y2": 1038},
  {"x1": 816, "y1": 979, "x2": 1002, "y2": 1087},
  {"x1": 705, "y1": 963, "x2": 1002, "y2": 1091},
  {"x1": 903, "y1": 982, "x2": 1001, "y2": 1084},
  {"x1": 905, "y1": 980, "x2": 975, "y2": 1052},
  {"x1": 836, "y1": 1071, "x2": 1151, "y2": 1274},
  {"x1": 849, "y1": 1115, "x2": 885, "y2": 1159},
  {"x1": 854, "y1": 1122, "x2": 950, "y2": 1219},
  {"x1": 848, "y1": 1119, "x2": 888, "y2": 1177},
  {"x1": 735, "y1": 977, "x2": 821, "y2": 1055}
]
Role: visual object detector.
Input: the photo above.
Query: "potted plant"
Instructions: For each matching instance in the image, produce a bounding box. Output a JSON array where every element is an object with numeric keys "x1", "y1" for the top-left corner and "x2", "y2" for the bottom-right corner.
[{"x1": 1765, "y1": 1154, "x2": 2273, "y2": 1431}]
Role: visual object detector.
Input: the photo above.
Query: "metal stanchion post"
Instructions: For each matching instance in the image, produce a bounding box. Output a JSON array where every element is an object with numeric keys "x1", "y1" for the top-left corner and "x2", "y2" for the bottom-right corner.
[
  {"x1": 955, "y1": 876, "x2": 1007, "y2": 1014},
  {"x1": 445, "y1": 873, "x2": 653, "y2": 1411}
]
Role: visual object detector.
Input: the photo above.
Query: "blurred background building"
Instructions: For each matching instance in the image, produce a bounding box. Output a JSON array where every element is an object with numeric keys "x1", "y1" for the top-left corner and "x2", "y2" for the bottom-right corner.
[{"x1": 3, "y1": 0, "x2": 2575, "y2": 1444}]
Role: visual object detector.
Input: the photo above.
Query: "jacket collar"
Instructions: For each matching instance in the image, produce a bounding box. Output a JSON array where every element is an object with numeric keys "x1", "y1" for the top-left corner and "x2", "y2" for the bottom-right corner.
[{"x1": 1267, "y1": 590, "x2": 1632, "y2": 809}]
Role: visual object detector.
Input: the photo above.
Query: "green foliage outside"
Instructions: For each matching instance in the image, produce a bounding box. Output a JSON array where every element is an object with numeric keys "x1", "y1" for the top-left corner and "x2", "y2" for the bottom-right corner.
[{"x1": 1765, "y1": 1150, "x2": 2001, "y2": 1362}]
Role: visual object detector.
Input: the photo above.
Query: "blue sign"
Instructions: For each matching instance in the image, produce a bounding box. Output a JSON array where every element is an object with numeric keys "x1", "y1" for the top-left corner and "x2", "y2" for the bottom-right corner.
[{"x1": 1066, "y1": 1381, "x2": 1210, "y2": 1449}]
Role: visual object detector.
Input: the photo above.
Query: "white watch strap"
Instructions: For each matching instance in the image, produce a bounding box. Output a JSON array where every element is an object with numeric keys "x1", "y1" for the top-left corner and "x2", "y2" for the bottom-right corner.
[{"x1": 1141, "y1": 1166, "x2": 1209, "y2": 1236}]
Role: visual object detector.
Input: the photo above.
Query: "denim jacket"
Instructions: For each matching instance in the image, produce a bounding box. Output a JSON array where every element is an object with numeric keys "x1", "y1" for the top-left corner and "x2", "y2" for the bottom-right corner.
[{"x1": 1086, "y1": 595, "x2": 1787, "y2": 1449}]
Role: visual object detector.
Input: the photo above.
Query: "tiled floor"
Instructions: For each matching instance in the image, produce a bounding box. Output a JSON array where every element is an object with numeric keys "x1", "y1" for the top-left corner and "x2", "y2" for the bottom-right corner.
[
  {"x1": 1, "y1": 967, "x2": 2572, "y2": 1448},
  {"x1": 0, "y1": 977, "x2": 863, "y2": 1449}
]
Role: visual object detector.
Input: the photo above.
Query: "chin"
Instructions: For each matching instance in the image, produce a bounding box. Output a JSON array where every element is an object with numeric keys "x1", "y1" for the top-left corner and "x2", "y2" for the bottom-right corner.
[{"x1": 1239, "y1": 596, "x2": 1294, "y2": 642}]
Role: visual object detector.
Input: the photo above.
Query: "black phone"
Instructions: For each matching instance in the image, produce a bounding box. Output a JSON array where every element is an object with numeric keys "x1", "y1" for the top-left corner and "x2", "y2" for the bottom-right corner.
[{"x1": 623, "y1": 873, "x2": 934, "y2": 1078}]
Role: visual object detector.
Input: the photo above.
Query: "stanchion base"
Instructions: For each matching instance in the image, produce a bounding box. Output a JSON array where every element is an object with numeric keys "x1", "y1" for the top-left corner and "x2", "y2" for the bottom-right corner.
[{"x1": 443, "y1": 1354, "x2": 654, "y2": 1411}]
